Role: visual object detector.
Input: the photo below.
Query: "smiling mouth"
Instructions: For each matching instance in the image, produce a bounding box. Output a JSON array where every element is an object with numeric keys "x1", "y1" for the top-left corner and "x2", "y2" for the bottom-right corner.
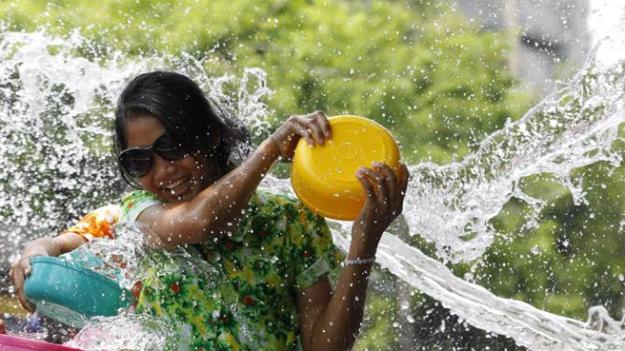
[{"x1": 162, "y1": 177, "x2": 190, "y2": 195}]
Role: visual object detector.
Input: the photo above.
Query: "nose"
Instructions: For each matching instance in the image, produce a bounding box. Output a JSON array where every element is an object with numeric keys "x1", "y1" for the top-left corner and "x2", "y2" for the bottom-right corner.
[{"x1": 151, "y1": 153, "x2": 176, "y2": 184}]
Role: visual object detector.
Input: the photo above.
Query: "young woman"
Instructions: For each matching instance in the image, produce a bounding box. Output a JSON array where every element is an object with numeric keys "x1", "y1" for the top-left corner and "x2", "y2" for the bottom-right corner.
[{"x1": 12, "y1": 71, "x2": 409, "y2": 350}]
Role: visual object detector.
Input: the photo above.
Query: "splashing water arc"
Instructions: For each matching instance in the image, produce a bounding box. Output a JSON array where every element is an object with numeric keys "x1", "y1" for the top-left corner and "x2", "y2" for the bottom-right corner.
[{"x1": 1, "y1": 30, "x2": 625, "y2": 350}]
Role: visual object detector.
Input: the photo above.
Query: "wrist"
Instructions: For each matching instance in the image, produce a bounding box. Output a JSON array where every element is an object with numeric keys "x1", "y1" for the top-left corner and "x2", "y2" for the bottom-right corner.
[
  {"x1": 348, "y1": 237, "x2": 378, "y2": 260},
  {"x1": 33, "y1": 236, "x2": 64, "y2": 256},
  {"x1": 347, "y1": 246, "x2": 377, "y2": 261},
  {"x1": 23, "y1": 245, "x2": 49, "y2": 257}
]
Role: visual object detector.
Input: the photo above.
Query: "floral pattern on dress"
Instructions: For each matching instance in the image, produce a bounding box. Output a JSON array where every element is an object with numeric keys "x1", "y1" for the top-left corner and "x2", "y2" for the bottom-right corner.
[
  {"x1": 118, "y1": 188, "x2": 343, "y2": 351},
  {"x1": 65, "y1": 204, "x2": 119, "y2": 240}
]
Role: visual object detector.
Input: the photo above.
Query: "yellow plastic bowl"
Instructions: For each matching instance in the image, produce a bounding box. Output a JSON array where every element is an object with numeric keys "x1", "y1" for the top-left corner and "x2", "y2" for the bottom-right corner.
[{"x1": 291, "y1": 115, "x2": 400, "y2": 220}]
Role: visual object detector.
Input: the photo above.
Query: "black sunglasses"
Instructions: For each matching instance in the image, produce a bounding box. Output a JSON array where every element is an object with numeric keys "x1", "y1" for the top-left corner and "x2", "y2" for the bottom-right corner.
[{"x1": 118, "y1": 133, "x2": 187, "y2": 178}]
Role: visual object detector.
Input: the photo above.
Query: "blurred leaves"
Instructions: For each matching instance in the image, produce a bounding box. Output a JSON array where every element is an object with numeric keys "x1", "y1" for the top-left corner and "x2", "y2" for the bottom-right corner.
[{"x1": 0, "y1": 0, "x2": 533, "y2": 163}]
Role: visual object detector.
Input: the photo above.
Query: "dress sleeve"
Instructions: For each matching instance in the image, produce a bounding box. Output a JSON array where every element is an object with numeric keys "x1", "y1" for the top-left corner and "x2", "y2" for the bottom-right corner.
[
  {"x1": 119, "y1": 190, "x2": 161, "y2": 223},
  {"x1": 288, "y1": 204, "x2": 343, "y2": 290},
  {"x1": 64, "y1": 204, "x2": 120, "y2": 241}
]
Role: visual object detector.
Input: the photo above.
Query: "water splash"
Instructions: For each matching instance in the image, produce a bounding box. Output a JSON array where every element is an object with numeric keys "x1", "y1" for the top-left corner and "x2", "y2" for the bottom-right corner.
[
  {"x1": 333, "y1": 229, "x2": 625, "y2": 351},
  {"x1": 263, "y1": 57, "x2": 625, "y2": 349},
  {"x1": 65, "y1": 314, "x2": 177, "y2": 351},
  {"x1": 404, "y1": 59, "x2": 625, "y2": 263},
  {"x1": 268, "y1": 172, "x2": 625, "y2": 350},
  {"x1": 0, "y1": 29, "x2": 142, "y2": 265},
  {"x1": 62, "y1": 222, "x2": 150, "y2": 291},
  {"x1": 0, "y1": 30, "x2": 270, "y2": 267},
  {"x1": 2, "y1": 29, "x2": 625, "y2": 350}
]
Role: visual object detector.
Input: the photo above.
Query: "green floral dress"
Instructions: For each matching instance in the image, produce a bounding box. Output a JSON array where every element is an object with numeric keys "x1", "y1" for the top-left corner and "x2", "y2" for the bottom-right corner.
[{"x1": 120, "y1": 188, "x2": 343, "y2": 351}]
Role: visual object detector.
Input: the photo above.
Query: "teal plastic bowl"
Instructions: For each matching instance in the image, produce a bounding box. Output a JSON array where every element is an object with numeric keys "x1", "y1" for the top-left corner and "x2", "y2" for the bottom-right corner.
[{"x1": 24, "y1": 256, "x2": 131, "y2": 328}]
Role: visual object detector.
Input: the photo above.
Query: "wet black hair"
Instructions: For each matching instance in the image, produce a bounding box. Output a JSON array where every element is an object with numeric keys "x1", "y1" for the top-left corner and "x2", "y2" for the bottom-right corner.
[{"x1": 113, "y1": 71, "x2": 251, "y2": 188}]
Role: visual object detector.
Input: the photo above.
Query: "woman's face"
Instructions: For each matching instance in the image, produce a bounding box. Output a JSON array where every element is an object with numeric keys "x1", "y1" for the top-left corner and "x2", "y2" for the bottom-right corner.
[{"x1": 124, "y1": 114, "x2": 221, "y2": 203}]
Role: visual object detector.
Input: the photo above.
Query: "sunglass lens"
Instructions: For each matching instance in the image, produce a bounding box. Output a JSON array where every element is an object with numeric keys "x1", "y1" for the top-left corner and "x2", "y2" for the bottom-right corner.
[
  {"x1": 120, "y1": 150, "x2": 152, "y2": 178},
  {"x1": 158, "y1": 148, "x2": 186, "y2": 161},
  {"x1": 154, "y1": 134, "x2": 186, "y2": 161}
]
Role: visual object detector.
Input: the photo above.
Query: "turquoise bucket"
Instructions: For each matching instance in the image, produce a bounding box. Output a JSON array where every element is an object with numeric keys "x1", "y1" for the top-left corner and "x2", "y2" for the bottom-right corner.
[{"x1": 24, "y1": 256, "x2": 132, "y2": 328}]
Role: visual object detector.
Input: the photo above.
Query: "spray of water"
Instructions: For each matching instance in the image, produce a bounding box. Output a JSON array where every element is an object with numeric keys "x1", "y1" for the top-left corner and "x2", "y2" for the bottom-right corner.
[
  {"x1": 61, "y1": 223, "x2": 151, "y2": 291},
  {"x1": 403, "y1": 59, "x2": 625, "y2": 263},
  {"x1": 0, "y1": 30, "x2": 143, "y2": 267},
  {"x1": 0, "y1": 30, "x2": 269, "y2": 267},
  {"x1": 265, "y1": 54, "x2": 625, "y2": 350},
  {"x1": 2, "y1": 29, "x2": 625, "y2": 350},
  {"x1": 65, "y1": 314, "x2": 178, "y2": 351},
  {"x1": 63, "y1": 224, "x2": 225, "y2": 350}
]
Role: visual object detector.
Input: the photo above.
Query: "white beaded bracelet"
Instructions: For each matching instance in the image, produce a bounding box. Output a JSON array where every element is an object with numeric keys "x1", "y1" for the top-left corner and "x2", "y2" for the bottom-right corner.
[{"x1": 344, "y1": 257, "x2": 376, "y2": 266}]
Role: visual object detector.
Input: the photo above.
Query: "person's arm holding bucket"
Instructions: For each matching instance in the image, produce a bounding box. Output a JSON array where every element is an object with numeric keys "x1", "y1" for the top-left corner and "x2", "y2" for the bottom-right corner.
[
  {"x1": 297, "y1": 162, "x2": 410, "y2": 351},
  {"x1": 134, "y1": 111, "x2": 332, "y2": 248},
  {"x1": 10, "y1": 232, "x2": 87, "y2": 311},
  {"x1": 10, "y1": 205, "x2": 119, "y2": 311}
]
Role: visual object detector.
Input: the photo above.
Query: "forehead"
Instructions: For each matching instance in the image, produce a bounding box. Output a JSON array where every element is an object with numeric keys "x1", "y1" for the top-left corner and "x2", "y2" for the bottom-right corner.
[{"x1": 124, "y1": 114, "x2": 166, "y2": 147}]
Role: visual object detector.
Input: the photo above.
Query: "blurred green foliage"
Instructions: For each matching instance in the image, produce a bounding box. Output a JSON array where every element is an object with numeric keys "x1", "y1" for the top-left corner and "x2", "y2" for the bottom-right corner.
[
  {"x1": 0, "y1": 0, "x2": 533, "y2": 164},
  {"x1": 2, "y1": 1, "x2": 624, "y2": 350}
]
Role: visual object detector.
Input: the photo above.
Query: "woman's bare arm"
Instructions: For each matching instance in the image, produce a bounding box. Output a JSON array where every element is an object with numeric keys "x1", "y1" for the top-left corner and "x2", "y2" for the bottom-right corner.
[
  {"x1": 137, "y1": 112, "x2": 332, "y2": 248},
  {"x1": 138, "y1": 138, "x2": 281, "y2": 248},
  {"x1": 10, "y1": 232, "x2": 87, "y2": 311},
  {"x1": 298, "y1": 162, "x2": 409, "y2": 351}
]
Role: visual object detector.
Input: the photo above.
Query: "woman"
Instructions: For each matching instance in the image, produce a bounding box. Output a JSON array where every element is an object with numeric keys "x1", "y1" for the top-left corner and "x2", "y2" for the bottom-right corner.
[{"x1": 12, "y1": 71, "x2": 409, "y2": 350}]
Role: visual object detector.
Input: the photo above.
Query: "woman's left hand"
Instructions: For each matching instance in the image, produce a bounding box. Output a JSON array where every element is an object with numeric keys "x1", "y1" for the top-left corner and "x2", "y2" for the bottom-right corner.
[{"x1": 349, "y1": 162, "x2": 410, "y2": 258}]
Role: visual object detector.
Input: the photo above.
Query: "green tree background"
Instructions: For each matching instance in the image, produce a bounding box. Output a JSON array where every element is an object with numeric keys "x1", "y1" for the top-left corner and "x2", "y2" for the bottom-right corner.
[{"x1": 1, "y1": 1, "x2": 624, "y2": 350}]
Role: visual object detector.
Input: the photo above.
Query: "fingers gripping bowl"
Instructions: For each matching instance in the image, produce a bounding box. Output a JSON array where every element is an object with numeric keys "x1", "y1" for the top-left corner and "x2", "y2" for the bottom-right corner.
[{"x1": 291, "y1": 115, "x2": 400, "y2": 220}]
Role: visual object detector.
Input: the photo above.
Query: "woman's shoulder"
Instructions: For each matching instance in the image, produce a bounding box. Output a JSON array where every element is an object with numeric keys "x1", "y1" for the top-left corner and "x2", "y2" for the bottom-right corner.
[
  {"x1": 65, "y1": 204, "x2": 121, "y2": 240},
  {"x1": 119, "y1": 190, "x2": 161, "y2": 222}
]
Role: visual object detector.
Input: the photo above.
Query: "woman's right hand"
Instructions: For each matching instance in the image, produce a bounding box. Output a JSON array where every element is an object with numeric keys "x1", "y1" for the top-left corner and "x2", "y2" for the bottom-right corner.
[
  {"x1": 269, "y1": 111, "x2": 332, "y2": 161},
  {"x1": 10, "y1": 241, "x2": 51, "y2": 312},
  {"x1": 10, "y1": 233, "x2": 86, "y2": 312}
]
